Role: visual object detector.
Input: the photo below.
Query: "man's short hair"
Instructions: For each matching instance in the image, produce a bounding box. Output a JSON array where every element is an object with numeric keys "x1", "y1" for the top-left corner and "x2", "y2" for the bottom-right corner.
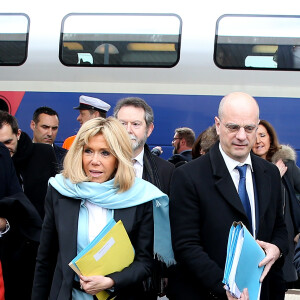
[
  {"x1": 32, "y1": 106, "x2": 59, "y2": 123},
  {"x1": 113, "y1": 97, "x2": 154, "y2": 128},
  {"x1": 175, "y1": 127, "x2": 195, "y2": 147},
  {"x1": 88, "y1": 109, "x2": 107, "y2": 118},
  {"x1": 0, "y1": 111, "x2": 19, "y2": 134}
]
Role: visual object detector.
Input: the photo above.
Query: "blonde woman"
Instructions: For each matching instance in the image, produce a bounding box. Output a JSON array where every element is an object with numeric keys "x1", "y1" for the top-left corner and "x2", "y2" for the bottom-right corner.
[{"x1": 32, "y1": 117, "x2": 174, "y2": 300}]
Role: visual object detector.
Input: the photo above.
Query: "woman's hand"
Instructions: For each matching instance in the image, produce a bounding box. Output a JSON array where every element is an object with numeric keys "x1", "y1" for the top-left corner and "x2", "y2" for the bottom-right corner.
[
  {"x1": 79, "y1": 275, "x2": 114, "y2": 295},
  {"x1": 275, "y1": 159, "x2": 287, "y2": 177}
]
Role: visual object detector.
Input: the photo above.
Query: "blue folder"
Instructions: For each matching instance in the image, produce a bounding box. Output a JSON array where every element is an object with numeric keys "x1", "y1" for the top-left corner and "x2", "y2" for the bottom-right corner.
[{"x1": 223, "y1": 222, "x2": 266, "y2": 300}]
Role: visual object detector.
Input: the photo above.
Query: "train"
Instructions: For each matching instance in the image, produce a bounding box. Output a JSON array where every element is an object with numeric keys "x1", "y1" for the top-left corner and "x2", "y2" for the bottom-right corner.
[{"x1": 1, "y1": 0, "x2": 300, "y2": 162}]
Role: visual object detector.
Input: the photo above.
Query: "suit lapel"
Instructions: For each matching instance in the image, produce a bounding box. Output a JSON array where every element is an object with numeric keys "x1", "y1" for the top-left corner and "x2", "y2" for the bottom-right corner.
[
  {"x1": 57, "y1": 195, "x2": 80, "y2": 281},
  {"x1": 114, "y1": 206, "x2": 137, "y2": 233},
  {"x1": 210, "y1": 143, "x2": 246, "y2": 217},
  {"x1": 251, "y1": 154, "x2": 272, "y2": 235}
]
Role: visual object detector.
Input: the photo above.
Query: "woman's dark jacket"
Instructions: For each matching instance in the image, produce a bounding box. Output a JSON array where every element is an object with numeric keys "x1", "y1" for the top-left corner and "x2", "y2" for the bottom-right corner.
[
  {"x1": 271, "y1": 145, "x2": 300, "y2": 282},
  {"x1": 32, "y1": 185, "x2": 154, "y2": 300}
]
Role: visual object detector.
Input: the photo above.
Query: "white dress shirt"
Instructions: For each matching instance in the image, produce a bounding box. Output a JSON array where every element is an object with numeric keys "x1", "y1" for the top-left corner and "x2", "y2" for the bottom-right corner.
[
  {"x1": 219, "y1": 144, "x2": 256, "y2": 237},
  {"x1": 85, "y1": 201, "x2": 107, "y2": 242},
  {"x1": 133, "y1": 148, "x2": 144, "y2": 179}
]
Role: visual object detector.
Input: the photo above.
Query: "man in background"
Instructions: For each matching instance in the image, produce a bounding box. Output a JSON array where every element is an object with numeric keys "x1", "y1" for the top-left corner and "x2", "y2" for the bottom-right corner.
[
  {"x1": 114, "y1": 97, "x2": 175, "y2": 299},
  {"x1": 168, "y1": 127, "x2": 195, "y2": 165},
  {"x1": 30, "y1": 106, "x2": 67, "y2": 169},
  {"x1": 62, "y1": 95, "x2": 111, "y2": 150},
  {"x1": 0, "y1": 142, "x2": 42, "y2": 300},
  {"x1": 0, "y1": 111, "x2": 57, "y2": 218},
  {"x1": 0, "y1": 142, "x2": 22, "y2": 299}
]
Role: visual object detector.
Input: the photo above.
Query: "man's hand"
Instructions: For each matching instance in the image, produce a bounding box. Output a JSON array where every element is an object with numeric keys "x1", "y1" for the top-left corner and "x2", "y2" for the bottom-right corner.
[
  {"x1": 257, "y1": 240, "x2": 280, "y2": 282},
  {"x1": 294, "y1": 233, "x2": 300, "y2": 244},
  {"x1": 226, "y1": 288, "x2": 249, "y2": 300}
]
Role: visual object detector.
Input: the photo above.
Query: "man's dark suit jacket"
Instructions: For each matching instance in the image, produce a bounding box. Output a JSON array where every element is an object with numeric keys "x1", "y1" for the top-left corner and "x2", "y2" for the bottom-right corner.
[
  {"x1": 169, "y1": 142, "x2": 288, "y2": 300},
  {"x1": 53, "y1": 144, "x2": 67, "y2": 171},
  {"x1": 0, "y1": 143, "x2": 42, "y2": 300},
  {"x1": 32, "y1": 185, "x2": 154, "y2": 300},
  {"x1": 12, "y1": 132, "x2": 57, "y2": 218},
  {"x1": 168, "y1": 150, "x2": 192, "y2": 166},
  {"x1": 144, "y1": 152, "x2": 174, "y2": 195},
  {"x1": 0, "y1": 142, "x2": 21, "y2": 198}
]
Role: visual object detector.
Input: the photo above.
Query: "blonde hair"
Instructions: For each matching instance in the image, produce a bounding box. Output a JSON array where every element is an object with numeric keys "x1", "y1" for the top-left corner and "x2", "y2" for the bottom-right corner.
[{"x1": 63, "y1": 117, "x2": 135, "y2": 192}]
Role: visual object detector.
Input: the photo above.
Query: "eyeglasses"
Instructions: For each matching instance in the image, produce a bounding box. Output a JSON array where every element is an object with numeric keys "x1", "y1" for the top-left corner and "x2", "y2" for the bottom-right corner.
[
  {"x1": 172, "y1": 138, "x2": 182, "y2": 142},
  {"x1": 221, "y1": 122, "x2": 257, "y2": 134}
]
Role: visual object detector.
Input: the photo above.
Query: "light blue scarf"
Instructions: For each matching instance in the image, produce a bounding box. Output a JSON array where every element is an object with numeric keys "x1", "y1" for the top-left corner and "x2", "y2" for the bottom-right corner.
[{"x1": 49, "y1": 174, "x2": 175, "y2": 267}]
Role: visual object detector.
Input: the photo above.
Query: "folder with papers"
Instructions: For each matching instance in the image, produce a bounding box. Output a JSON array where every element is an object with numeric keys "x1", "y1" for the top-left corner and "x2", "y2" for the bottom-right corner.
[
  {"x1": 69, "y1": 219, "x2": 134, "y2": 300},
  {"x1": 223, "y1": 221, "x2": 266, "y2": 300}
]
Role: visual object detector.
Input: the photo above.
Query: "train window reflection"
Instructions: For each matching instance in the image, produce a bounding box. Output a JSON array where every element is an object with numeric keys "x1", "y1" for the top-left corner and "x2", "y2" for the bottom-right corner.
[
  {"x1": 0, "y1": 14, "x2": 29, "y2": 66},
  {"x1": 60, "y1": 13, "x2": 182, "y2": 67},
  {"x1": 245, "y1": 56, "x2": 277, "y2": 68},
  {"x1": 214, "y1": 14, "x2": 300, "y2": 70}
]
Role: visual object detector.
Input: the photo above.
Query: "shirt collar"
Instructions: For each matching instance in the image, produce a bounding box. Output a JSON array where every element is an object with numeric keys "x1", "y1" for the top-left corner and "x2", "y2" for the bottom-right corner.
[
  {"x1": 134, "y1": 148, "x2": 144, "y2": 166},
  {"x1": 219, "y1": 143, "x2": 253, "y2": 172},
  {"x1": 32, "y1": 139, "x2": 54, "y2": 147}
]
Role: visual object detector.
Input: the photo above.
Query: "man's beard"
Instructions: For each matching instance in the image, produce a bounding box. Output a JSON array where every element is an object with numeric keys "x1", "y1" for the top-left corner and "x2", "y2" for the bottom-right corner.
[
  {"x1": 129, "y1": 133, "x2": 148, "y2": 152},
  {"x1": 172, "y1": 143, "x2": 180, "y2": 155}
]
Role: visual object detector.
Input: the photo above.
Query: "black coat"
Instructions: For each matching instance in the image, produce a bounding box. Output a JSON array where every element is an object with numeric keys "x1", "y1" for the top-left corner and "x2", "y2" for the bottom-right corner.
[
  {"x1": 53, "y1": 144, "x2": 67, "y2": 171},
  {"x1": 0, "y1": 142, "x2": 42, "y2": 300},
  {"x1": 0, "y1": 192, "x2": 42, "y2": 300},
  {"x1": 169, "y1": 142, "x2": 288, "y2": 300},
  {"x1": 12, "y1": 131, "x2": 58, "y2": 218},
  {"x1": 143, "y1": 150, "x2": 174, "y2": 196},
  {"x1": 0, "y1": 142, "x2": 22, "y2": 198},
  {"x1": 32, "y1": 185, "x2": 154, "y2": 300},
  {"x1": 271, "y1": 145, "x2": 300, "y2": 282},
  {"x1": 168, "y1": 150, "x2": 192, "y2": 165},
  {"x1": 0, "y1": 143, "x2": 22, "y2": 199},
  {"x1": 294, "y1": 239, "x2": 300, "y2": 275}
]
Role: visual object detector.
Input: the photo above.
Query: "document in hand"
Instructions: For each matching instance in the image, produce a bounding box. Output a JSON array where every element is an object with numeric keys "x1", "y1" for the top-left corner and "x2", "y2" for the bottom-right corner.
[
  {"x1": 223, "y1": 221, "x2": 266, "y2": 300},
  {"x1": 69, "y1": 219, "x2": 134, "y2": 300}
]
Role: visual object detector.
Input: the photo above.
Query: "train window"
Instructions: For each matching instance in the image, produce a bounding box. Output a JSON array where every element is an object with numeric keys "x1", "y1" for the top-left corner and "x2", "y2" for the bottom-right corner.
[
  {"x1": 214, "y1": 15, "x2": 300, "y2": 70},
  {"x1": 60, "y1": 13, "x2": 181, "y2": 67},
  {"x1": 0, "y1": 14, "x2": 29, "y2": 66}
]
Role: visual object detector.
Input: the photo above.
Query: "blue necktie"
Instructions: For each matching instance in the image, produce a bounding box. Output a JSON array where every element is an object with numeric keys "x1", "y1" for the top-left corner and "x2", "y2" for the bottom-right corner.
[{"x1": 236, "y1": 165, "x2": 253, "y2": 233}]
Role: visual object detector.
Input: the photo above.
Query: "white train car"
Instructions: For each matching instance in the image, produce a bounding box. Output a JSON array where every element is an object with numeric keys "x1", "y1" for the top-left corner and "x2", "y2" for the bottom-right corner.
[{"x1": 1, "y1": 0, "x2": 300, "y2": 160}]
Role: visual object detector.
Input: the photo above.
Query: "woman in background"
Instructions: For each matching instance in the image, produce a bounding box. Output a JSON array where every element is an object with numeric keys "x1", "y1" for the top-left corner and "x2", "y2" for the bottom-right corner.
[
  {"x1": 31, "y1": 117, "x2": 174, "y2": 300},
  {"x1": 252, "y1": 119, "x2": 300, "y2": 292},
  {"x1": 192, "y1": 124, "x2": 218, "y2": 159}
]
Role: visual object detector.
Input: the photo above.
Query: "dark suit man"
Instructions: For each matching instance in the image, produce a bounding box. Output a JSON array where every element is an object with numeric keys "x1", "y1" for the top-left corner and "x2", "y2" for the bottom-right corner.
[
  {"x1": 113, "y1": 97, "x2": 174, "y2": 197},
  {"x1": 0, "y1": 142, "x2": 42, "y2": 300},
  {"x1": 169, "y1": 92, "x2": 288, "y2": 300},
  {"x1": 0, "y1": 142, "x2": 22, "y2": 300},
  {"x1": 0, "y1": 111, "x2": 58, "y2": 218},
  {"x1": 168, "y1": 127, "x2": 195, "y2": 165},
  {"x1": 114, "y1": 97, "x2": 174, "y2": 298}
]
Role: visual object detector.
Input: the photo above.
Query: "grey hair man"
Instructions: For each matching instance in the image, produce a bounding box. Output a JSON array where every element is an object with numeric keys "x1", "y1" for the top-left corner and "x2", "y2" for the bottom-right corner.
[{"x1": 114, "y1": 96, "x2": 175, "y2": 299}]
